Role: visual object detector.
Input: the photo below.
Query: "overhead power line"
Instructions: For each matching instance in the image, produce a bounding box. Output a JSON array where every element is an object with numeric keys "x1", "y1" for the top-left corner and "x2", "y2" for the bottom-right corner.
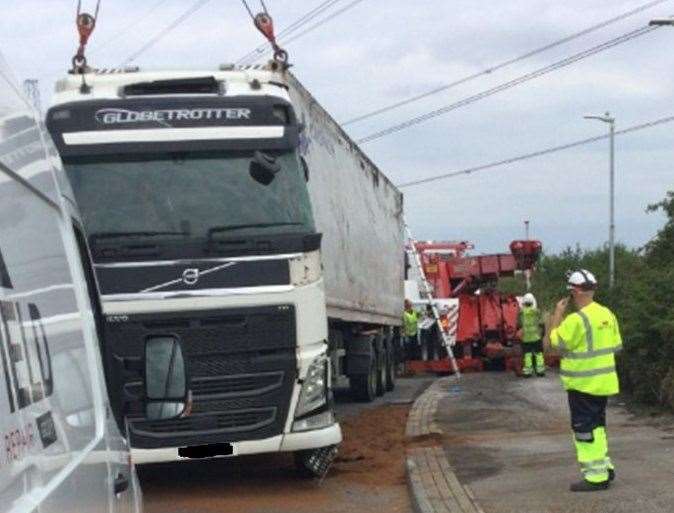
[
  {"x1": 236, "y1": 0, "x2": 343, "y2": 65},
  {"x1": 397, "y1": 113, "x2": 674, "y2": 189},
  {"x1": 356, "y1": 25, "x2": 659, "y2": 145},
  {"x1": 93, "y1": 0, "x2": 171, "y2": 55},
  {"x1": 343, "y1": 0, "x2": 672, "y2": 126},
  {"x1": 242, "y1": 0, "x2": 369, "y2": 65},
  {"x1": 276, "y1": 0, "x2": 368, "y2": 48},
  {"x1": 120, "y1": 0, "x2": 212, "y2": 66}
]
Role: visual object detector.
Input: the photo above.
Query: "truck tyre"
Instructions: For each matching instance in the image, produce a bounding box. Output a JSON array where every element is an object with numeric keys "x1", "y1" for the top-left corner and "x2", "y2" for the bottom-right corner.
[
  {"x1": 385, "y1": 341, "x2": 396, "y2": 392},
  {"x1": 350, "y1": 353, "x2": 377, "y2": 402},
  {"x1": 376, "y1": 337, "x2": 386, "y2": 397},
  {"x1": 294, "y1": 445, "x2": 339, "y2": 479}
]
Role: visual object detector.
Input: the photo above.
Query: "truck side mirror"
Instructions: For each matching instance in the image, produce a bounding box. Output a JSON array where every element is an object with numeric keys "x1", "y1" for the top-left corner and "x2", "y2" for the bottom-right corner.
[
  {"x1": 144, "y1": 337, "x2": 190, "y2": 421},
  {"x1": 250, "y1": 151, "x2": 281, "y2": 186},
  {"x1": 301, "y1": 156, "x2": 309, "y2": 182}
]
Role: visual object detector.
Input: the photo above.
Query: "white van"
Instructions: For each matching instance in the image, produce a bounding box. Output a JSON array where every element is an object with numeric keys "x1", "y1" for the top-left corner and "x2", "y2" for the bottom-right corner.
[{"x1": 0, "y1": 54, "x2": 191, "y2": 513}]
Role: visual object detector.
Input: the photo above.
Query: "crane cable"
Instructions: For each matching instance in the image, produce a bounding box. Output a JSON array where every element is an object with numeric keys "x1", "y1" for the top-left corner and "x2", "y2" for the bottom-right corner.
[
  {"x1": 236, "y1": 0, "x2": 343, "y2": 65},
  {"x1": 397, "y1": 113, "x2": 674, "y2": 189},
  {"x1": 356, "y1": 25, "x2": 659, "y2": 145},
  {"x1": 119, "y1": 0, "x2": 212, "y2": 67},
  {"x1": 343, "y1": 0, "x2": 672, "y2": 126},
  {"x1": 242, "y1": 0, "x2": 369, "y2": 65}
]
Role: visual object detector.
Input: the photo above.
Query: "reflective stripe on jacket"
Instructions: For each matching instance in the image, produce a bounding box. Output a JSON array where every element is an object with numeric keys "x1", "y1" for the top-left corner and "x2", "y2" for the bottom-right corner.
[
  {"x1": 519, "y1": 306, "x2": 543, "y2": 343},
  {"x1": 403, "y1": 310, "x2": 419, "y2": 337},
  {"x1": 550, "y1": 302, "x2": 622, "y2": 396}
]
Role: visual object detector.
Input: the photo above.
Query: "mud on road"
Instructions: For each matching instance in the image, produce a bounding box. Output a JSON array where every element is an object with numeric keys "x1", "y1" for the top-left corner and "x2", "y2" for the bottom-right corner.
[{"x1": 139, "y1": 378, "x2": 432, "y2": 513}]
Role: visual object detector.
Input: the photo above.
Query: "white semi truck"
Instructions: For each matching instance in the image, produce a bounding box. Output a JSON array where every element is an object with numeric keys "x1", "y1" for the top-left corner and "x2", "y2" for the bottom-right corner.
[{"x1": 46, "y1": 63, "x2": 405, "y2": 473}]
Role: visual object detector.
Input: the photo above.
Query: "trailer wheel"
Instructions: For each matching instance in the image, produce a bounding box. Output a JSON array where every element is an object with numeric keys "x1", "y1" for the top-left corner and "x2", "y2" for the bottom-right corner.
[
  {"x1": 350, "y1": 353, "x2": 377, "y2": 402},
  {"x1": 376, "y1": 346, "x2": 386, "y2": 397},
  {"x1": 385, "y1": 342, "x2": 396, "y2": 392}
]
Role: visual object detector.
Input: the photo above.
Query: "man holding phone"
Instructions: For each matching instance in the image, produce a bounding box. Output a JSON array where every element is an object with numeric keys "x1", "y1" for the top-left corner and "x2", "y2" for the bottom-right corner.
[{"x1": 547, "y1": 269, "x2": 623, "y2": 492}]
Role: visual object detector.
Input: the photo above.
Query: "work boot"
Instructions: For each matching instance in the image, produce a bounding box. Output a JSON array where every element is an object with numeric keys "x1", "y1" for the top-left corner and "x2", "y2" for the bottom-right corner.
[
  {"x1": 608, "y1": 469, "x2": 615, "y2": 482},
  {"x1": 536, "y1": 372, "x2": 546, "y2": 377},
  {"x1": 569, "y1": 480, "x2": 609, "y2": 492}
]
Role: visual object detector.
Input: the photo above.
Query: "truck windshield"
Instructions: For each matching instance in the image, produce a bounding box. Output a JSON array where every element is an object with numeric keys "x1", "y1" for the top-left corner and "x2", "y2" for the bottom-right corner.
[{"x1": 63, "y1": 150, "x2": 315, "y2": 245}]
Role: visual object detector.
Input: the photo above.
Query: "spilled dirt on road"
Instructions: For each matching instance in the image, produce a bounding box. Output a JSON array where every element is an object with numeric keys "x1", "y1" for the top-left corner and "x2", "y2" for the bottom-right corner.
[
  {"x1": 332, "y1": 404, "x2": 409, "y2": 486},
  {"x1": 141, "y1": 404, "x2": 413, "y2": 513}
]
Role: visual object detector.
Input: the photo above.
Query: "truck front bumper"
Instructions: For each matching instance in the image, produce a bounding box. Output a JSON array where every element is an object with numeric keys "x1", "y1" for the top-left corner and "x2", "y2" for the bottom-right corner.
[{"x1": 131, "y1": 422, "x2": 342, "y2": 465}]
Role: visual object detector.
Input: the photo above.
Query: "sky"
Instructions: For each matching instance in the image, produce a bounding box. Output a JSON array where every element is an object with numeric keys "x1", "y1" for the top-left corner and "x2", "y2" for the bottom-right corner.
[{"x1": 2, "y1": 0, "x2": 673, "y2": 254}]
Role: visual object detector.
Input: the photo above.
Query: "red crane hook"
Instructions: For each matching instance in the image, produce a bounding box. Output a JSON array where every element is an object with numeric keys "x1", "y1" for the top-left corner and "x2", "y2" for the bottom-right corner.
[
  {"x1": 72, "y1": 0, "x2": 101, "y2": 72},
  {"x1": 242, "y1": 0, "x2": 289, "y2": 65}
]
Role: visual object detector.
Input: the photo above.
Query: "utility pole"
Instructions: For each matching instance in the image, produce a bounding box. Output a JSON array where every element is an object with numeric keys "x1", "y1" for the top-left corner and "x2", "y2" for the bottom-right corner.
[
  {"x1": 22, "y1": 79, "x2": 42, "y2": 117},
  {"x1": 524, "y1": 220, "x2": 531, "y2": 291},
  {"x1": 584, "y1": 112, "x2": 616, "y2": 289}
]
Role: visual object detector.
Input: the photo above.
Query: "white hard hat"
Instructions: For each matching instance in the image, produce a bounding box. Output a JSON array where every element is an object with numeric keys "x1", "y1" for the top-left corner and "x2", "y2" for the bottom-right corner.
[
  {"x1": 566, "y1": 269, "x2": 598, "y2": 290},
  {"x1": 523, "y1": 293, "x2": 536, "y2": 305}
]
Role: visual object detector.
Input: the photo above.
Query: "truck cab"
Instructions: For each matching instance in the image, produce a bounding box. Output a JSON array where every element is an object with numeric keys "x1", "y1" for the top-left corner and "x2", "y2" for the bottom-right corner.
[{"x1": 46, "y1": 66, "x2": 342, "y2": 470}]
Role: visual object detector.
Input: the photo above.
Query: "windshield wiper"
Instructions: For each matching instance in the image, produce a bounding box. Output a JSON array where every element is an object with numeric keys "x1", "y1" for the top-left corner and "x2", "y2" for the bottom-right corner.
[
  {"x1": 208, "y1": 223, "x2": 303, "y2": 236},
  {"x1": 91, "y1": 231, "x2": 188, "y2": 242}
]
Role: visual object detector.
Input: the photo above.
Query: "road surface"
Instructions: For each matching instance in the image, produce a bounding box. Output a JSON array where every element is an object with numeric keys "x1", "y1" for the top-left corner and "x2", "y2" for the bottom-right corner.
[
  {"x1": 139, "y1": 376, "x2": 434, "y2": 513},
  {"x1": 436, "y1": 372, "x2": 674, "y2": 513}
]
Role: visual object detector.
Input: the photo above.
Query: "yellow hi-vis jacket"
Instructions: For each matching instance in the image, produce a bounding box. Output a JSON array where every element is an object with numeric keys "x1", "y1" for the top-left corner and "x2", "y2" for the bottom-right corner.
[
  {"x1": 550, "y1": 302, "x2": 622, "y2": 396},
  {"x1": 403, "y1": 310, "x2": 419, "y2": 337}
]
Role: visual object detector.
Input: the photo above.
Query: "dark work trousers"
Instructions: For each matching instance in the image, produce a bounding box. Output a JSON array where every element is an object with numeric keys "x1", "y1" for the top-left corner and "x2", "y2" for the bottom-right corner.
[
  {"x1": 403, "y1": 335, "x2": 420, "y2": 361},
  {"x1": 567, "y1": 390, "x2": 613, "y2": 482},
  {"x1": 568, "y1": 390, "x2": 607, "y2": 434},
  {"x1": 421, "y1": 326, "x2": 439, "y2": 361}
]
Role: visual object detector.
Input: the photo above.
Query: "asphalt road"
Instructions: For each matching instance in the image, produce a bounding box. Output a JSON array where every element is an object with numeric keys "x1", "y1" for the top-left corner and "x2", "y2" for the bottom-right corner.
[
  {"x1": 436, "y1": 372, "x2": 674, "y2": 513},
  {"x1": 138, "y1": 376, "x2": 434, "y2": 513}
]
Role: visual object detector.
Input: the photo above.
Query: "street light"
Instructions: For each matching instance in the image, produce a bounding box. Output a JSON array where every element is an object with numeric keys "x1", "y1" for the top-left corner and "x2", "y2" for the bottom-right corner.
[
  {"x1": 649, "y1": 17, "x2": 674, "y2": 26},
  {"x1": 584, "y1": 112, "x2": 616, "y2": 289}
]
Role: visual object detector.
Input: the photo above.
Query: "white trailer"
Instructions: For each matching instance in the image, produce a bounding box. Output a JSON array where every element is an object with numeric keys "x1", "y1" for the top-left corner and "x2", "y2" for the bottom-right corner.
[{"x1": 46, "y1": 62, "x2": 404, "y2": 473}]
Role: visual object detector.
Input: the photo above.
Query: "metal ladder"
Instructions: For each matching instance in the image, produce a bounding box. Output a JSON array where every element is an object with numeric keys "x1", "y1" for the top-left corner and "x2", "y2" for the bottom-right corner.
[{"x1": 404, "y1": 223, "x2": 461, "y2": 378}]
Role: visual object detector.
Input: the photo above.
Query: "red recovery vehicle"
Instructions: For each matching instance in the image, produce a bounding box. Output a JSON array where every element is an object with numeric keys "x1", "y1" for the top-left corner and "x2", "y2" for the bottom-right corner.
[{"x1": 409, "y1": 240, "x2": 542, "y2": 374}]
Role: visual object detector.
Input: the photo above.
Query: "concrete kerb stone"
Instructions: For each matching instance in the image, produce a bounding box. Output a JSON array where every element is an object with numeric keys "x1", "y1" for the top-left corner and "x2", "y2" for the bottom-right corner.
[{"x1": 405, "y1": 378, "x2": 483, "y2": 513}]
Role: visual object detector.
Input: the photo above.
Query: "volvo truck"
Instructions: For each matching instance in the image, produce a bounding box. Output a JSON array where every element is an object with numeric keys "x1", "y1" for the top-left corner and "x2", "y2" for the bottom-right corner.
[{"x1": 46, "y1": 63, "x2": 405, "y2": 472}]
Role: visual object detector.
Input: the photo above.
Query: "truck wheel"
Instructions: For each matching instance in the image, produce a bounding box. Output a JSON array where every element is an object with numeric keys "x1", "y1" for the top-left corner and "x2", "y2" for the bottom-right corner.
[
  {"x1": 350, "y1": 356, "x2": 377, "y2": 402},
  {"x1": 385, "y1": 342, "x2": 396, "y2": 392},
  {"x1": 376, "y1": 344, "x2": 386, "y2": 397},
  {"x1": 294, "y1": 445, "x2": 339, "y2": 478}
]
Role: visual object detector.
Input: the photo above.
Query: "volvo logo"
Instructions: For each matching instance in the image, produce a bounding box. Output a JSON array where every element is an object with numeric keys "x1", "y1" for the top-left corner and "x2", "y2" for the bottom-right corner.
[{"x1": 182, "y1": 268, "x2": 200, "y2": 286}]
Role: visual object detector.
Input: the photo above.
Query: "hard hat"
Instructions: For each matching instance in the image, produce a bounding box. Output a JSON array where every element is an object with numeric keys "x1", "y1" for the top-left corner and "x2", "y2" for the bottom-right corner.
[
  {"x1": 566, "y1": 269, "x2": 598, "y2": 291},
  {"x1": 522, "y1": 293, "x2": 536, "y2": 305}
]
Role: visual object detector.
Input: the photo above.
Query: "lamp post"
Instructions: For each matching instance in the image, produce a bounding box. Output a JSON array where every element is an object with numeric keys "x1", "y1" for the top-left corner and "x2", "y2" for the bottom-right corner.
[
  {"x1": 584, "y1": 112, "x2": 616, "y2": 289},
  {"x1": 649, "y1": 17, "x2": 674, "y2": 26}
]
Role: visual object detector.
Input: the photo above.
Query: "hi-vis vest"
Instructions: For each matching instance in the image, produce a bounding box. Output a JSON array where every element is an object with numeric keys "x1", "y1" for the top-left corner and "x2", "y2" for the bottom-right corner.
[
  {"x1": 519, "y1": 306, "x2": 543, "y2": 343},
  {"x1": 550, "y1": 302, "x2": 622, "y2": 396},
  {"x1": 403, "y1": 310, "x2": 419, "y2": 337}
]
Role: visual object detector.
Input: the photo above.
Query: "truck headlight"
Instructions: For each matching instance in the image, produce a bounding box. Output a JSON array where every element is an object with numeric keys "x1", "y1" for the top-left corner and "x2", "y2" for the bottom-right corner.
[
  {"x1": 295, "y1": 356, "x2": 328, "y2": 418},
  {"x1": 292, "y1": 410, "x2": 334, "y2": 432}
]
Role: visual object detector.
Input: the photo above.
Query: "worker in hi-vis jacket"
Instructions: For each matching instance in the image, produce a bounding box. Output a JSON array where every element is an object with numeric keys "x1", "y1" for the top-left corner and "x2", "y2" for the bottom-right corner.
[
  {"x1": 402, "y1": 299, "x2": 420, "y2": 362},
  {"x1": 547, "y1": 269, "x2": 622, "y2": 492},
  {"x1": 518, "y1": 293, "x2": 546, "y2": 377}
]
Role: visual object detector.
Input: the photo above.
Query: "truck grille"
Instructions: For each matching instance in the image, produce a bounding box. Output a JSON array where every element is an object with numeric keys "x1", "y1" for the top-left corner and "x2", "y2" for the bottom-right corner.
[
  {"x1": 104, "y1": 305, "x2": 297, "y2": 449},
  {"x1": 133, "y1": 408, "x2": 277, "y2": 435},
  {"x1": 191, "y1": 372, "x2": 284, "y2": 398}
]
